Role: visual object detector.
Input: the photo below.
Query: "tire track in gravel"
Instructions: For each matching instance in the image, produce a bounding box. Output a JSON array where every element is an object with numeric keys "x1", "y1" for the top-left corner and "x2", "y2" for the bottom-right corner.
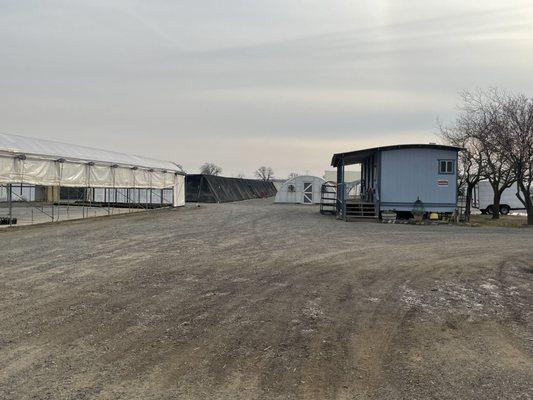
[{"x1": 1, "y1": 199, "x2": 533, "y2": 399}]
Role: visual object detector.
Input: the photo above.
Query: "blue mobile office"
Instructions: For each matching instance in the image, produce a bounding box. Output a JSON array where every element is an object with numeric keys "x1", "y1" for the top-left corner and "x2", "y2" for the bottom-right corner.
[{"x1": 331, "y1": 144, "x2": 462, "y2": 219}]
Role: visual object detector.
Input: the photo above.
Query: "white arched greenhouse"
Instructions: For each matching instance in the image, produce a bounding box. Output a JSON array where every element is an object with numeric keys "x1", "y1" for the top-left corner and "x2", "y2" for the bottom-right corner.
[
  {"x1": 0, "y1": 133, "x2": 185, "y2": 225},
  {"x1": 275, "y1": 175, "x2": 326, "y2": 204}
]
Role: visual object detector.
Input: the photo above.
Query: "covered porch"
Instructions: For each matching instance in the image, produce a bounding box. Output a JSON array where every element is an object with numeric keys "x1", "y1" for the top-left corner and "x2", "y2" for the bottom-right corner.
[{"x1": 331, "y1": 148, "x2": 380, "y2": 220}]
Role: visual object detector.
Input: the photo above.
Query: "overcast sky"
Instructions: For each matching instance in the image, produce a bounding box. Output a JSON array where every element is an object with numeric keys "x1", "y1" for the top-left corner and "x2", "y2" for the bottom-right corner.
[{"x1": 1, "y1": 0, "x2": 532, "y2": 177}]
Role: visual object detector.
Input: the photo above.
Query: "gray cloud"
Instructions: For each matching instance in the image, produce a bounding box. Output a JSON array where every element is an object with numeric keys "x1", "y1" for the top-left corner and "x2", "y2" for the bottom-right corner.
[{"x1": 1, "y1": 0, "x2": 532, "y2": 177}]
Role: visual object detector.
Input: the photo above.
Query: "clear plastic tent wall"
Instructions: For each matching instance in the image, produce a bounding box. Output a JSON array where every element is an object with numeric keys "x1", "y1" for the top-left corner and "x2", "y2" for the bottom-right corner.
[{"x1": 0, "y1": 133, "x2": 185, "y2": 207}]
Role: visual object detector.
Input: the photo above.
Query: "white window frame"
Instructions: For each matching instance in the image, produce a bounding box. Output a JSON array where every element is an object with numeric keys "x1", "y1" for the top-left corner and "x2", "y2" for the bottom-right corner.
[{"x1": 438, "y1": 159, "x2": 455, "y2": 175}]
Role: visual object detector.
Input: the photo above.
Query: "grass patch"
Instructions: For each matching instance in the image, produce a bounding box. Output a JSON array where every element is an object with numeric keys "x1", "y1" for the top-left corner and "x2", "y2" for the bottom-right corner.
[{"x1": 467, "y1": 214, "x2": 529, "y2": 228}]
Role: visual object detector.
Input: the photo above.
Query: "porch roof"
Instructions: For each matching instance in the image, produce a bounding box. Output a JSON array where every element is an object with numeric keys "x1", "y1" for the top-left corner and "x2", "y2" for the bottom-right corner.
[{"x1": 331, "y1": 144, "x2": 462, "y2": 167}]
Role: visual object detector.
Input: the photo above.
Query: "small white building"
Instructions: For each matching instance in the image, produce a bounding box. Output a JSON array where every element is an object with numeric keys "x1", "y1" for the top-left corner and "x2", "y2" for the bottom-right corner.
[{"x1": 275, "y1": 175, "x2": 325, "y2": 204}]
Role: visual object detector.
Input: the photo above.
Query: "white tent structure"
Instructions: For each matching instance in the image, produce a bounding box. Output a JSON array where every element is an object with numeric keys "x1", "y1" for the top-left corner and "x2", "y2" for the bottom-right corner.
[
  {"x1": 275, "y1": 175, "x2": 325, "y2": 204},
  {"x1": 0, "y1": 133, "x2": 185, "y2": 207}
]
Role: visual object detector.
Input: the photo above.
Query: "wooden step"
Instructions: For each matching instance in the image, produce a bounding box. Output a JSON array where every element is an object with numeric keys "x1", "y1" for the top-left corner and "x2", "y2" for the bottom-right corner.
[{"x1": 344, "y1": 201, "x2": 377, "y2": 221}]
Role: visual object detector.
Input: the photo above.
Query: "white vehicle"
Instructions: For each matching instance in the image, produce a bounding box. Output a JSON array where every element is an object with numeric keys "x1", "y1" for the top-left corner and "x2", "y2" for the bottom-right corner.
[{"x1": 473, "y1": 181, "x2": 527, "y2": 215}]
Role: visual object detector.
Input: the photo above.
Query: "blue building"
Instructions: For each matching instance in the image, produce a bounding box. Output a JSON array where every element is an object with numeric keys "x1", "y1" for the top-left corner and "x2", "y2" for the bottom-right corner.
[{"x1": 331, "y1": 144, "x2": 462, "y2": 219}]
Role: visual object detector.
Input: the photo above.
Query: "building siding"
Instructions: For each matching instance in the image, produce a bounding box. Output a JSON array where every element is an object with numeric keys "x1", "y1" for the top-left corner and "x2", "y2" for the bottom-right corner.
[{"x1": 379, "y1": 148, "x2": 457, "y2": 212}]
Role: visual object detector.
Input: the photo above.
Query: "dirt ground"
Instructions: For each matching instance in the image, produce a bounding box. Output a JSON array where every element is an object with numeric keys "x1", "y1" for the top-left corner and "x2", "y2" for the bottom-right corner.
[{"x1": 1, "y1": 199, "x2": 532, "y2": 400}]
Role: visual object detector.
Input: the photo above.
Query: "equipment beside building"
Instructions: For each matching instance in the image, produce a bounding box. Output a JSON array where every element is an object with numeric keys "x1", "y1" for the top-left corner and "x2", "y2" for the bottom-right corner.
[{"x1": 473, "y1": 181, "x2": 527, "y2": 215}]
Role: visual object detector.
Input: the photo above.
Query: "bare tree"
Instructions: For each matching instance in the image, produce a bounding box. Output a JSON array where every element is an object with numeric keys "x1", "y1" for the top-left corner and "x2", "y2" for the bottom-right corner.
[
  {"x1": 443, "y1": 88, "x2": 532, "y2": 224},
  {"x1": 255, "y1": 166, "x2": 274, "y2": 181},
  {"x1": 500, "y1": 93, "x2": 533, "y2": 225},
  {"x1": 440, "y1": 119, "x2": 484, "y2": 221},
  {"x1": 461, "y1": 89, "x2": 516, "y2": 219},
  {"x1": 287, "y1": 172, "x2": 299, "y2": 180},
  {"x1": 200, "y1": 163, "x2": 222, "y2": 176}
]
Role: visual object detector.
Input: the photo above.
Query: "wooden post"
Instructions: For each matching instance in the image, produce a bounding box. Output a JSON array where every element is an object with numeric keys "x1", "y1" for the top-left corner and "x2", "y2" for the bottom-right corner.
[{"x1": 336, "y1": 158, "x2": 345, "y2": 219}]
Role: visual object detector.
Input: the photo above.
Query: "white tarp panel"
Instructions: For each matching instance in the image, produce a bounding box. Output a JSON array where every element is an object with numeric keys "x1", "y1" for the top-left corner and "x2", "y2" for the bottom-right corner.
[
  {"x1": 89, "y1": 165, "x2": 113, "y2": 187},
  {"x1": 0, "y1": 133, "x2": 185, "y2": 206},
  {"x1": 19, "y1": 158, "x2": 58, "y2": 186},
  {"x1": 59, "y1": 163, "x2": 87, "y2": 187},
  {"x1": 0, "y1": 156, "x2": 16, "y2": 182},
  {"x1": 113, "y1": 167, "x2": 135, "y2": 188},
  {"x1": 135, "y1": 169, "x2": 151, "y2": 188},
  {"x1": 173, "y1": 175, "x2": 185, "y2": 207}
]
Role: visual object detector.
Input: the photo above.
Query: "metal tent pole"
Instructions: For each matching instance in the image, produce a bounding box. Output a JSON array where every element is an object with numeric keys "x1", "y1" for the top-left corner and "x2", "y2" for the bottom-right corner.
[
  {"x1": 197, "y1": 175, "x2": 203, "y2": 205},
  {"x1": 8, "y1": 183, "x2": 12, "y2": 227},
  {"x1": 85, "y1": 162, "x2": 92, "y2": 219},
  {"x1": 56, "y1": 185, "x2": 60, "y2": 222},
  {"x1": 131, "y1": 166, "x2": 137, "y2": 213},
  {"x1": 57, "y1": 159, "x2": 63, "y2": 222},
  {"x1": 111, "y1": 164, "x2": 117, "y2": 216}
]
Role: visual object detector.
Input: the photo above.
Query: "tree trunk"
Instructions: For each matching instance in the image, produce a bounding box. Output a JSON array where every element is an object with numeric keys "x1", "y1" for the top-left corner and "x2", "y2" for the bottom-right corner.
[
  {"x1": 464, "y1": 184, "x2": 474, "y2": 221},
  {"x1": 492, "y1": 191, "x2": 501, "y2": 220},
  {"x1": 516, "y1": 181, "x2": 532, "y2": 226}
]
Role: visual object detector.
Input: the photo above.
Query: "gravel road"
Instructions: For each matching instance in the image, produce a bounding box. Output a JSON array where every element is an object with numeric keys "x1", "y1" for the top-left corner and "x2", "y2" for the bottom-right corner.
[{"x1": 1, "y1": 199, "x2": 532, "y2": 399}]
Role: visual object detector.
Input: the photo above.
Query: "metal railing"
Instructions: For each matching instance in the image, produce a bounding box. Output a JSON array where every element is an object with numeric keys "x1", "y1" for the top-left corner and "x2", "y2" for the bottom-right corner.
[{"x1": 0, "y1": 184, "x2": 175, "y2": 227}]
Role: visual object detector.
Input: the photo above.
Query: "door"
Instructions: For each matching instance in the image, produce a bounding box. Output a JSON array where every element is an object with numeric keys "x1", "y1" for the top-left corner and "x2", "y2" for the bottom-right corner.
[{"x1": 303, "y1": 182, "x2": 313, "y2": 204}]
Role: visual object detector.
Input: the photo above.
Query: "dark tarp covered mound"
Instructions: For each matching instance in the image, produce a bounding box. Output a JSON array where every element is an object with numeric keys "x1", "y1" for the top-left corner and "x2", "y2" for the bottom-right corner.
[{"x1": 186, "y1": 175, "x2": 277, "y2": 203}]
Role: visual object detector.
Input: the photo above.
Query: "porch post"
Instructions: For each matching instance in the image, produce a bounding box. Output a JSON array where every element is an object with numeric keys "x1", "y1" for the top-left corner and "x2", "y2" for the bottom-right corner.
[{"x1": 336, "y1": 157, "x2": 345, "y2": 218}]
